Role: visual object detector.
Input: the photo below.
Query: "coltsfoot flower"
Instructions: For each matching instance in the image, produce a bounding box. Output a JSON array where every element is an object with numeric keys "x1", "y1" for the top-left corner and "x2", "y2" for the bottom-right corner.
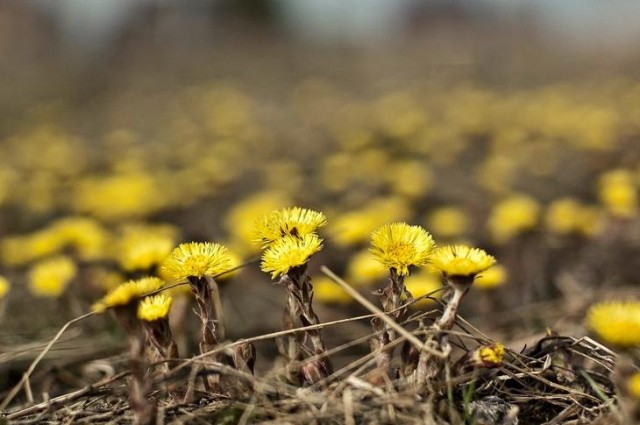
[
  {"x1": 28, "y1": 256, "x2": 77, "y2": 297},
  {"x1": 587, "y1": 301, "x2": 640, "y2": 347},
  {"x1": 471, "y1": 343, "x2": 505, "y2": 368},
  {"x1": 138, "y1": 294, "x2": 173, "y2": 322},
  {"x1": 261, "y1": 233, "x2": 323, "y2": 278},
  {"x1": 475, "y1": 264, "x2": 508, "y2": 290},
  {"x1": 370, "y1": 223, "x2": 435, "y2": 276},
  {"x1": 254, "y1": 207, "x2": 327, "y2": 248},
  {"x1": 161, "y1": 242, "x2": 231, "y2": 283},
  {"x1": 0, "y1": 275, "x2": 9, "y2": 299},
  {"x1": 93, "y1": 276, "x2": 164, "y2": 313},
  {"x1": 429, "y1": 245, "x2": 496, "y2": 279},
  {"x1": 628, "y1": 372, "x2": 640, "y2": 399},
  {"x1": 117, "y1": 225, "x2": 177, "y2": 272}
]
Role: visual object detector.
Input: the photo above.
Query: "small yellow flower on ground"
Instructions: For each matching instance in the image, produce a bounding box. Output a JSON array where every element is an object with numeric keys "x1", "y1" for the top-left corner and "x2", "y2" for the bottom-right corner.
[
  {"x1": 254, "y1": 207, "x2": 326, "y2": 248},
  {"x1": 370, "y1": 222, "x2": 435, "y2": 276},
  {"x1": 587, "y1": 301, "x2": 640, "y2": 347},
  {"x1": 475, "y1": 264, "x2": 508, "y2": 290},
  {"x1": 261, "y1": 233, "x2": 323, "y2": 279},
  {"x1": 429, "y1": 245, "x2": 496, "y2": 279},
  {"x1": 161, "y1": 242, "x2": 232, "y2": 283},
  {"x1": 28, "y1": 256, "x2": 77, "y2": 297},
  {"x1": 93, "y1": 277, "x2": 164, "y2": 313},
  {"x1": 0, "y1": 275, "x2": 9, "y2": 299},
  {"x1": 138, "y1": 294, "x2": 173, "y2": 322},
  {"x1": 313, "y1": 276, "x2": 351, "y2": 304}
]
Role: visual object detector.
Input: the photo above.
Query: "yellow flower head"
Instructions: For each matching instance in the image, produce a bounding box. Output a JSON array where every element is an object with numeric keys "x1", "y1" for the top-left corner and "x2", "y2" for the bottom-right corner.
[
  {"x1": 429, "y1": 245, "x2": 496, "y2": 279},
  {"x1": 28, "y1": 256, "x2": 77, "y2": 297},
  {"x1": 313, "y1": 276, "x2": 351, "y2": 305},
  {"x1": 0, "y1": 275, "x2": 10, "y2": 299},
  {"x1": 50, "y1": 216, "x2": 109, "y2": 260},
  {"x1": 472, "y1": 343, "x2": 505, "y2": 368},
  {"x1": 488, "y1": 194, "x2": 540, "y2": 243},
  {"x1": 598, "y1": 169, "x2": 637, "y2": 218},
  {"x1": 475, "y1": 264, "x2": 508, "y2": 290},
  {"x1": 545, "y1": 198, "x2": 583, "y2": 235},
  {"x1": 261, "y1": 233, "x2": 323, "y2": 279},
  {"x1": 161, "y1": 242, "x2": 231, "y2": 283},
  {"x1": 628, "y1": 372, "x2": 640, "y2": 399},
  {"x1": 404, "y1": 271, "x2": 442, "y2": 308},
  {"x1": 116, "y1": 224, "x2": 177, "y2": 272},
  {"x1": 346, "y1": 249, "x2": 388, "y2": 286},
  {"x1": 224, "y1": 191, "x2": 290, "y2": 253},
  {"x1": 137, "y1": 293, "x2": 173, "y2": 321},
  {"x1": 587, "y1": 301, "x2": 640, "y2": 347},
  {"x1": 332, "y1": 197, "x2": 410, "y2": 247},
  {"x1": 93, "y1": 276, "x2": 164, "y2": 313},
  {"x1": 370, "y1": 223, "x2": 435, "y2": 276},
  {"x1": 427, "y1": 206, "x2": 469, "y2": 239},
  {"x1": 254, "y1": 207, "x2": 327, "y2": 248}
]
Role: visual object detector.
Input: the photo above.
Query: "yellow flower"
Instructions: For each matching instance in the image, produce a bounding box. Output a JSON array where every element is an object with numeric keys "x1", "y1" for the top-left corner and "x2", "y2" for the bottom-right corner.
[
  {"x1": 137, "y1": 294, "x2": 173, "y2": 321},
  {"x1": 224, "y1": 191, "x2": 290, "y2": 253},
  {"x1": 254, "y1": 207, "x2": 327, "y2": 248},
  {"x1": 332, "y1": 197, "x2": 410, "y2": 247},
  {"x1": 28, "y1": 256, "x2": 77, "y2": 297},
  {"x1": 313, "y1": 276, "x2": 351, "y2": 304},
  {"x1": 628, "y1": 372, "x2": 640, "y2": 399},
  {"x1": 50, "y1": 216, "x2": 109, "y2": 260},
  {"x1": 93, "y1": 276, "x2": 164, "y2": 313},
  {"x1": 429, "y1": 245, "x2": 496, "y2": 279},
  {"x1": 472, "y1": 343, "x2": 505, "y2": 368},
  {"x1": 475, "y1": 264, "x2": 508, "y2": 290},
  {"x1": 488, "y1": 194, "x2": 540, "y2": 243},
  {"x1": 346, "y1": 249, "x2": 388, "y2": 286},
  {"x1": 116, "y1": 224, "x2": 177, "y2": 272},
  {"x1": 73, "y1": 172, "x2": 165, "y2": 220},
  {"x1": 545, "y1": 198, "x2": 583, "y2": 235},
  {"x1": 404, "y1": 271, "x2": 442, "y2": 308},
  {"x1": 587, "y1": 301, "x2": 640, "y2": 347},
  {"x1": 598, "y1": 169, "x2": 637, "y2": 218},
  {"x1": 216, "y1": 250, "x2": 242, "y2": 281},
  {"x1": 161, "y1": 242, "x2": 232, "y2": 283},
  {"x1": 1, "y1": 230, "x2": 63, "y2": 266},
  {"x1": 0, "y1": 275, "x2": 9, "y2": 299},
  {"x1": 370, "y1": 223, "x2": 435, "y2": 276},
  {"x1": 261, "y1": 233, "x2": 323, "y2": 279},
  {"x1": 426, "y1": 206, "x2": 469, "y2": 239}
]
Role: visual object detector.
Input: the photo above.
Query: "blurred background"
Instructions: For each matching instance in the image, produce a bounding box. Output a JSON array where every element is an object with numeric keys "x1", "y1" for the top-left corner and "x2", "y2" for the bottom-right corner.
[{"x1": 2, "y1": 0, "x2": 640, "y2": 390}]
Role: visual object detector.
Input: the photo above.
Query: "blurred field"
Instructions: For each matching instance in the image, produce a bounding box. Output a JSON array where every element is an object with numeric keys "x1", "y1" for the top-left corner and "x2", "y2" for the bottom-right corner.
[{"x1": 1, "y1": 2, "x2": 640, "y2": 424}]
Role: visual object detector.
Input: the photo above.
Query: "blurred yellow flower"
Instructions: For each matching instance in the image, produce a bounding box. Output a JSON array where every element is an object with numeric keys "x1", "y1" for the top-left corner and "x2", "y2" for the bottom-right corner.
[
  {"x1": 28, "y1": 256, "x2": 77, "y2": 297},
  {"x1": 254, "y1": 207, "x2": 326, "y2": 248},
  {"x1": 475, "y1": 264, "x2": 508, "y2": 290},
  {"x1": 73, "y1": 172, "x2": 165, "y2": 220},
  {"x1": 545, "y1": 198, "x2": 584, "y2": 235},
  {"x1": 404, "y1": 271, "x2": 442, "y2": 308},
  {"x1": 427, "y1": 206, "x2": 469, "y2": 239},
  {"x1": 429, "y1": 245, "x2": 496, "y2": 279},
  {"x1": 628, "y1": 372, "x2": 640, "y2": 399},
  {"x1": 93, "y1": 277, "x2": 164, "y2": 313},
  {"x1": 346, "y1": 249, "x2": 388, "y2": 285},
  {"x1": 116, "y1": 224, "x2": 177, "y2": 272},
  {"x1": 161, "y1": 242, "x2": 232, "y2": 283},
  {"x1": 312, "y1": 276, "x2": 351, "y2": 305},
  {"x1": 224, "y1": 191, "x2": 290, "y2": 253},
  {"x1": 472, "y1": 343, "x2": 505, "y2": 368},
  {"x1": 587, "y1": 301, "x2": 640, "y2": 347},
  {"x1": 261, "y1": 233, "x2": 323, "y2": 279},
  {"x1": 137, "y1": 294, "x2": 173, "y2": 322},
  {"x1": 51, "y1": 216, "x2": 109, "y2": 260},
  {"x1": 598, "y1": 169, "x2": 637, "y2": 218},
  {"x1": 332, "y1": 197, "x2": 410, "y2": 247},
  {"x1": 1, "y1": 230, "x2": 63, "y2": 266},
  {"x1": 370, "y1": 223, "x2": 435, "y2": 276},
  {"x1": 0, "y1": 275, "x2": 9, "y2": 299},
  {"x1": 488, "y1": 194, "x2": 540, "y2": 243}
]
